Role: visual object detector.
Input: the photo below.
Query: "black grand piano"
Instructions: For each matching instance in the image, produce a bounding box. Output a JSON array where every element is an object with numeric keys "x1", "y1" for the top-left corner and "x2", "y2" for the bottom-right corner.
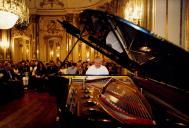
[{"x1": 56, "y1": 9, "x2": 189, "y2": 127}]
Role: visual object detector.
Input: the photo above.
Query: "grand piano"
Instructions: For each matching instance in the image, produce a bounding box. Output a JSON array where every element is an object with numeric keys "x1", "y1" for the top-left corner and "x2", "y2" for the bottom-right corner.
[{"x1": 56, "y1": 9, "x2": 189, "y2": 127}]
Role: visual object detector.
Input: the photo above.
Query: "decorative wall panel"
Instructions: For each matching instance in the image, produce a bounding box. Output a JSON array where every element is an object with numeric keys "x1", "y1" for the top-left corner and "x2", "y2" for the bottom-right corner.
[
  {"x1": 38, "y1": 16, "x2": 65, "y2": 62},
  {"x1": 27, "y1": 0, "x2": 110, "y2": 15}
]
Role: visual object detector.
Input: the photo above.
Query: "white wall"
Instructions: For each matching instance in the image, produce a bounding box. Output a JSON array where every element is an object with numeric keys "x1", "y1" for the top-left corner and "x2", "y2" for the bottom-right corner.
[
  {"x1": 152, "y1": 0, "x2": 167, "y2": 38},
  {"x1": 168, "y1": 0, "x2": 181, "y2": 46},
  {"x1": 152, "y1": 0, "x2": 181, "y2": 46}
]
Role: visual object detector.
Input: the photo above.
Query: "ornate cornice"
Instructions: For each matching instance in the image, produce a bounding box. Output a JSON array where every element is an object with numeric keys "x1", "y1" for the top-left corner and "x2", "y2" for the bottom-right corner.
[{"x1": 28, "y1": 0, "x2": 112, "y2": 15}]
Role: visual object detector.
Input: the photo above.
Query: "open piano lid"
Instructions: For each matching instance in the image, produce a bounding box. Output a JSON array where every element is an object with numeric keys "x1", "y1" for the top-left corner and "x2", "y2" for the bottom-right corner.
[{"x1": 59, "y1": 9, "x2": 189, "y2": 91}]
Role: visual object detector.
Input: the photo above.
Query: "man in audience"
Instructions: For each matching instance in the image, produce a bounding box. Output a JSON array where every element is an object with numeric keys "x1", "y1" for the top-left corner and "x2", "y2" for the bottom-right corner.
[
  {"x1": 86, "y1": 57, "x2": 109, "y2": 75},
  {"x1": 67, "y1": 63, "x2": 77, "y2": 74}
]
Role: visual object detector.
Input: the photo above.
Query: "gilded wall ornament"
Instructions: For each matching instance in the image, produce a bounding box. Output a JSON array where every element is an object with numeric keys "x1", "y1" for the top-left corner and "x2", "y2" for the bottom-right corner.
[
  {"x1": 47, "y1": 20, "x2": 59, "y2": 34},
  {"x1": 40, "y1": 0, "x2": 64, "y2": 8}
]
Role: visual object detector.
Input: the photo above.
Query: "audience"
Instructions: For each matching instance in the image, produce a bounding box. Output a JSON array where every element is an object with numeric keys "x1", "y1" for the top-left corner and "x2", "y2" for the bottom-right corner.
[
  {"x1": 0, "y1": 57, "x2": 120, "y2": 76},
  {"x1": 0, "y1": 57, "x2": 120, "y2": 82},
  {"x1": 0, "y1": 57, "x2": 121, "y2": 92}
]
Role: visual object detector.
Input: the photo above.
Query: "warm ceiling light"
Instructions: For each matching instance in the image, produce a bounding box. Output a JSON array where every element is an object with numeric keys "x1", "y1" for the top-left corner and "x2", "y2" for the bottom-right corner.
[{"x1": 0, "y1": 0, "x2": 29, "y2": 29}]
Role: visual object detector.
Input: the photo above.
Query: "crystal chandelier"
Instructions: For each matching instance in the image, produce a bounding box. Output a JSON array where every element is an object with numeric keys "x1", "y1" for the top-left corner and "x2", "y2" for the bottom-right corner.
[{"x1": 0, "y1": 0, "x2": 29, "y2": 29}]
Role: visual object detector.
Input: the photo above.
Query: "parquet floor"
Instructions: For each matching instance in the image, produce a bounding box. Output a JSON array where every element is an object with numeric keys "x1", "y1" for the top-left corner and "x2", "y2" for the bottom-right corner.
[{"x1": 0, "y1": 90, "x2": 57, "y2": 128}]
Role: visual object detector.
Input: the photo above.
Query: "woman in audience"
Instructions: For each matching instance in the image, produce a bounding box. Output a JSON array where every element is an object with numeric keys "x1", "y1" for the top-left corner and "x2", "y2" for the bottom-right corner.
[{"x1": 32, "y1": 61, "x2": 46, "y2": 91}]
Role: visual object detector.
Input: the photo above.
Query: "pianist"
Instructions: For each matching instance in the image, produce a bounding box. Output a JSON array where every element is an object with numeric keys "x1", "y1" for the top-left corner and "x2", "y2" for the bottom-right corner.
[{"x1": 86, "y1": 57, "x2": 109, "y2": 75}]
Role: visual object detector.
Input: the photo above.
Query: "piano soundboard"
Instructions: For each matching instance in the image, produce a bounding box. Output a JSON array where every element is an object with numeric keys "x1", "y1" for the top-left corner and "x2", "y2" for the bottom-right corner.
[{"x1": 65, "y1": 76, "x2": 156, "y2": 127}]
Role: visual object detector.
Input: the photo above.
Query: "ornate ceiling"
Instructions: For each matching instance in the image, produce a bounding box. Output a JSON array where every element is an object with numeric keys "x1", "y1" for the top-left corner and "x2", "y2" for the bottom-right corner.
[{"x1": 27, "y1": 0, "x2": 112, "y2": 15}]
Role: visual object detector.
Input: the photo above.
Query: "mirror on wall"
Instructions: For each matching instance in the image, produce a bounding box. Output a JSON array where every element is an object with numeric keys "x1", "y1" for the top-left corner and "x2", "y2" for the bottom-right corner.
[
  {"x1": 13, "y1": 37, "x2": 31, "y2": 62},
  {"x1": 47, "y1": 37, "x2": 61, "y2": 62}
]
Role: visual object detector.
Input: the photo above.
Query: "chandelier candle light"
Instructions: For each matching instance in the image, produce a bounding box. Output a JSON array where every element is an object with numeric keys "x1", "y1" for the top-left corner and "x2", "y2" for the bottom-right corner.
[{"x1": 0, "y1": 0, "x2": 29, "y2": 29}]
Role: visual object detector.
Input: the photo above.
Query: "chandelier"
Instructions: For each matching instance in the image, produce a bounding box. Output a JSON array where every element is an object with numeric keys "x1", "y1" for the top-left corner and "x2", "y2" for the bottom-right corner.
[
  {"x1": 124, "y1": 0, "x2": 143, "y2": 25},
  {"x1": 0, "y1": 0, "x2": 29, "y2": 29}
]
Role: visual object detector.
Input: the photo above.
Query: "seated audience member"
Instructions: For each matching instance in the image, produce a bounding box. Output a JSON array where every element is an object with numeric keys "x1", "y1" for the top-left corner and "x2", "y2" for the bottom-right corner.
[
  {"x1": 55, "y1": 57, "x2": 62, "y2": 68},
  {"x1": 86, "y1": 57, "x2": 109, "y2": 75},
  {"x1": 19, "y1": 61, "x2": 30, "y2": 77},
  {"x1": 82, "y1": 61, "x2": 89, "y2": 74},
  {"x1": 31, "y1": 61, "x2": 46, "y2": 91},
  {"x1": 0, "y1": 63, "x2": 15, "y2": 81},
  {"x1": 59, "y1": 64, "x2": 68, "y2": 75},
  {"x1": 67, "y1": 63, "x2": 77, "y2": 75},
  {"x1": 46, "y1": 60, "x2": 58, "y2": 75},
  {"x1": 76, "y1": 60, "x2": 83, "y2": 75},
  {"x1": 29, "y1": 60, "x2": 36, "y2": 74},
  {"x1": 4, "y1": 62, "x2": 15, "y2": 80},
  {"x1": 34, "y1": 61, "x2": 46, "y2": 78}
]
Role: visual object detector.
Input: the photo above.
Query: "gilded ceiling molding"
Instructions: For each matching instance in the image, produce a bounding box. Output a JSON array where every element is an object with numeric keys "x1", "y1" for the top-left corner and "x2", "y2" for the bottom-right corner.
[
  {"x1": 40, "y1": 0, "x2": 64, "y2": 8},
  {"x1": 64, "y1": 0, "x2": 112, "y2": 13},
  {"x1": 28, "y1": 0, "x2": 112, "y2": 15}
]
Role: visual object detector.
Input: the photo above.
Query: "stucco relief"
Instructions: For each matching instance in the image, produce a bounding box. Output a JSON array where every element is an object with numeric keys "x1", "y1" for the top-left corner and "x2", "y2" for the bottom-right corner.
[
  {"x1": 39, "y1": 16, "x2": 64, "y2": 36},
  {"x1": 11, "y1": 23, "x2": 33, "y2": 38},
  {"x1": 27, "y1": 0, "x2": 111, "y2": 15},
  {"x1": 40, "y1": 0, "x2": 64, "y2": 8},
  {"x1": 39, "y1": 16, "x2": 66, "y2": 62}
]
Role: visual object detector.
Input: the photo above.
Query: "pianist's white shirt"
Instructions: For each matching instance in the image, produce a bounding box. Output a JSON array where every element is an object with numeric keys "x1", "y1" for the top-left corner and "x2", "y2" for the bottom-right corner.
[{"x1": 86, "y1": 65, "x2": 109, "y2": 75}]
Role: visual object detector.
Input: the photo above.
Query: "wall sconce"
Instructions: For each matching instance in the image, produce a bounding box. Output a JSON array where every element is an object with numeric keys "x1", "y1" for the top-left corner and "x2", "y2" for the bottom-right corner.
[
  {"x1": 56, "y1": 44, "x2": 60, "y2": 58},
  {"x1": 86, "y1": 51, "x2": 90, "y2": 61},
  {"x1": 0, "y1": 40, "x2": 9, "y2": 49},
  {"x1": 0, "y1": 40, "x2": 10, "y2": 60},
  {"x1": 35, "y1": 49, "x2": 39, "y2": 59},
  {"x1": 26, "y1": 49, "x2": 29, "y2": 54},
  {"x1": 124, "y1": 0, "x2": 143, "y2": 25},
  {"x1": 57, "y1": 46, "x2": 60, "y2": 49},
  {"x1": 56, "y1": 53, "x2": 60, "y2": 58},
  {"x1": 66, "y1": 43, "x2": 69, "y2": 51},
  {"x1": 37, "y1": 49, "x2": 39, "y2": 54},
  {"x1": 50, "y1": 51, "x2": 54, "y2": 59},
  {"x1": 86, "y1": 45, "x2": 90, "y2": 61}
]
